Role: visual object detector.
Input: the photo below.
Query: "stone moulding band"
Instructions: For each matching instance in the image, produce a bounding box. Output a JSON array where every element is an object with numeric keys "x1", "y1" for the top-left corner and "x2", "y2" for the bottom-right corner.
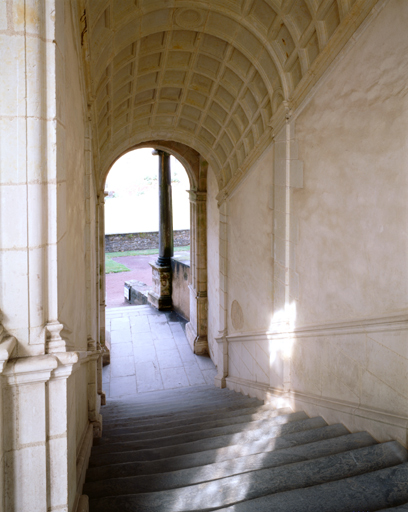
[{"x1": 225, "y1": 311, "x2": 408, "y2": 344}]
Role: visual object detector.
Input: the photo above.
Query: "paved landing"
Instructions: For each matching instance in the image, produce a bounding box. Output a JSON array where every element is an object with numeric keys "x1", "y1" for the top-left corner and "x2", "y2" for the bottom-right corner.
[{"x1": 103, "y1": 305, "x2": 217, "y2": 398}]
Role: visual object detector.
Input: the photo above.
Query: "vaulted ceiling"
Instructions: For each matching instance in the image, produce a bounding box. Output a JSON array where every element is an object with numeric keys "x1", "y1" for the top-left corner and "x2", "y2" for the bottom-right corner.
[{"x1": 79, "y1": 0, "x2": 378, "y2": 192}]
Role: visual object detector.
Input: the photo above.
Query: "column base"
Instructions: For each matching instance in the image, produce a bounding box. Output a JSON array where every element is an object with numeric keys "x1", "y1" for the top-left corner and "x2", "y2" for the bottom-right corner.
[
  {"x1": 214, "y1": 375, "x2": 227, "y2": 388},
  {"x1": 185, "y1": 321, "x2": 208, "y2": 355},
  {"x1": 148, "y1": 263, "x2": 172, "y2": 311},
  {"x1": 148, "y1": 291, "x2": 173, "y2": 310}
]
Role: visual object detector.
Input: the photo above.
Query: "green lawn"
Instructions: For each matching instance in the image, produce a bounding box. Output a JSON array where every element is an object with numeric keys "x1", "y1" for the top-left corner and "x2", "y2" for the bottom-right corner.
[{"x1": 105, "y1": 246, "x2": 190, "y2": 274}]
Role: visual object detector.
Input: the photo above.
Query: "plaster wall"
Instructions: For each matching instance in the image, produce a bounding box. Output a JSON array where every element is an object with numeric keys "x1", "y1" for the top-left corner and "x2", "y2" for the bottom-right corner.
[
  {"x1": 207, "y1": 167, "x2": 220, "y2": 366},
  {"x1": 226, "y1": 146, "x2": 274, "y2": 386},
  {"x1": 290, "y1": 0, "x2": 408, "y2": 445}
]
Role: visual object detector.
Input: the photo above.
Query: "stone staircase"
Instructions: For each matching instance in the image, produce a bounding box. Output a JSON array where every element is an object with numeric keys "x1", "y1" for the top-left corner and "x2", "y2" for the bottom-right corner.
[{"x1": 84, "y1": 385, "x2": 408, "y2": 511}]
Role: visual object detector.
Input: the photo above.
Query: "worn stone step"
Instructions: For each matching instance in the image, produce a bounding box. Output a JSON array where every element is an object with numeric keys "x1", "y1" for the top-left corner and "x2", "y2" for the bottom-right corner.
[
  {"x1": 96, "y1": 411, "x2": 308, "y2": 446},
  {"x1": 91, "y1": 415, "x2": 326, "y2": 456},
  {"x1": 103, "y1": 406, "x2": 292, "y2": 436},
  {"x1": 103, "y1": 401, "x2": 271, "y2": 431},
  {"x1": 214, "y1": 462, "x2": 408, "y2": 512},
  {"x1": 84, "y1": 431, "x2": 377, "y2": 496},
  {"x1": 104, "y1": 391, "x2": 255, "y2": 414},
  {"x1": 86, "y1": 423, "x2": 350, "y2": 479},
  {"x1": 89, "y1": 418, "x2": 337, "y2": 468},
  {"x1": 104, "y1": 386, "x2": 246, "y2": 411},
  {"x1": 102, "y1": 395, "x2": 263, "y2": 423},
  {"x1": 88, "y1": 442, "x2": 407, "y2": 511}
]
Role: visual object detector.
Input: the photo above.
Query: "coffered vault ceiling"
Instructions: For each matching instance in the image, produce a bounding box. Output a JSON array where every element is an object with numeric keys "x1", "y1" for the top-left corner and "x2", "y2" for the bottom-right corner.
[{"x1": 79, "y1": 0, "x2": 378, "y2": 192}]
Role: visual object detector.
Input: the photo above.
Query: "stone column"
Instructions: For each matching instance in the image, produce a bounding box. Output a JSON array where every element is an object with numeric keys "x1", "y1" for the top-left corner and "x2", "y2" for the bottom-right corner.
[{"x1": 148, "y1": 151, "x2": 173, "y2": 310}]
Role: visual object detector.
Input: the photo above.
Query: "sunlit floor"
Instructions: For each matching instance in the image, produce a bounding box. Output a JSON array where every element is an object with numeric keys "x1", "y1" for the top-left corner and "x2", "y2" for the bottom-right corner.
[{"x1": 102, "y1": 305, "x2": 217, "y2": 398}]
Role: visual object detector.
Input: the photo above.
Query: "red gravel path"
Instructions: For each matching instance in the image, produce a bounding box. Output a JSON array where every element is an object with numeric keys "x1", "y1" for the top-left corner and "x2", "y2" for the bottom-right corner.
[{"x1": 105, "y1": 254, "x2": 156, "y2": 308}]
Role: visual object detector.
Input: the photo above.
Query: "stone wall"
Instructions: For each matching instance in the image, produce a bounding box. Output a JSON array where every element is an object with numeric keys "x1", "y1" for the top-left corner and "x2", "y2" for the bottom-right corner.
[
  {"x1": 213, "y1": 0, "x2": 408, "y2": 449},
  {"x1": 171, "y1": 256, "x2": 191, "y2": 321},
  {"x1": 105, "y1": 230, "x2": 190, "y2": 253}
]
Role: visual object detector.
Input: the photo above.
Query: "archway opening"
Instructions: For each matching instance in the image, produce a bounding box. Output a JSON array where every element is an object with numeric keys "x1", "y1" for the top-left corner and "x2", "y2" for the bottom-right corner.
[{"x1": 103, "y1": 147, "x2": 191, "y2": 310}]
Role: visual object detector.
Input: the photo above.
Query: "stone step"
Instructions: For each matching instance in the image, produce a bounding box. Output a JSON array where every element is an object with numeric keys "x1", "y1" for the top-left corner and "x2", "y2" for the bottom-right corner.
[
  {"x1": 102, "y1": 396, "x2": 264, "y2": 425},
  {"x1": 102, "y1": 402, "x2": 277, "y2": 433},
  {"x1": 88, "y1": 420, "x2": 341, "y2": 468},
  {"x1": 86, "y1": 424, "x2": 351, "y2": 480},
  {"x1": 102, "y1": 386, "x2": 260, "y2": 413},
  {"x1": 102, "y1": 406, "x2": 293, "y2": 438},
  {"x1": 104, "y1": 385, "x2": 242, "y2": 408},
  {"x1": 103, "y1": 394, "x2": 260, "y2": 420},
  {"x1": 88, "y1": 442, "x2": 407, "y2": 511},
  {"x1": 215, "y1": 462, "x2": 408, "y2": 512},
  {"x1": 96, "y1": 411, "x2": 308, "y2": 446},
  {"x1": 91, "y1": 415, "x2": 327, "y2": 456},
  {"x1": 84, "y1": 431, "x2": 377, "y2": 496}
]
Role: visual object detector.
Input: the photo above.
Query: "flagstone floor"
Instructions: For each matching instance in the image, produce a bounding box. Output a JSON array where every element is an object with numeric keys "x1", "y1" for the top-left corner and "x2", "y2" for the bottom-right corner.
[{"x1": 102, "y1": 304, "x2": 217, "y2": 398}]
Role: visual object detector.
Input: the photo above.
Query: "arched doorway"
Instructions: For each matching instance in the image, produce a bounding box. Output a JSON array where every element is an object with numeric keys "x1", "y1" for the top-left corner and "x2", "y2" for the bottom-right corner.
[{"x1": 98, "y1": 142, "x2": 209, "y2": 358}]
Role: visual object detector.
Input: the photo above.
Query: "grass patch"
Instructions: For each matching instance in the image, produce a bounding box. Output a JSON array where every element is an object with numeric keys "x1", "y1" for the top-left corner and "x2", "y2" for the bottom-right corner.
[
  {"x1": 105, "y1": 255, "x2": 131, "y2": 274},
  {"x1": 105, "y1": 245, "x2": 190, "y2": 274}
]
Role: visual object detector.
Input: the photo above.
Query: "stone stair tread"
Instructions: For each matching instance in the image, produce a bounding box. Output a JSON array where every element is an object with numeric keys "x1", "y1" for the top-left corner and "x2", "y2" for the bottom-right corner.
[
  {"x1": 86, "y1": 424, "x2": 353, "y2": 480},
  {"x1": 96, "y1": 411, "x2": 308, "y2": 445},
  {"x1": 88, "y1": 442, "x2": 407, "y2": 511},
  {"x1": 105, "y1": 385, "x2": 238, "y2": 403},
  {"x1": 103, "y1": 402, "x2": 272, "y2": 430},
  {"x1": 103, "y1": 406, "x2": 293, "y2": 436},
  {"x1": 91, "y1": 416, "x2": 327, "y2": 456},
  {"x1": 84, "y1": 431, "x2": 378, "y2": 496},
  {"x1": 88, "y1": 422, "x2": 345, "y2": 468},
  {"x1": 102, "y1": 396, "x2": 263, "y2": 422},
  {"x1": 104, "y1": 392, "x2": 259, "y2": 413},
  {"x1": 104, "y1": 388, "x2": 248, "y2": 411},
  {"x1": 213, "y1": 462, "x2": 408, "y2": 512}
]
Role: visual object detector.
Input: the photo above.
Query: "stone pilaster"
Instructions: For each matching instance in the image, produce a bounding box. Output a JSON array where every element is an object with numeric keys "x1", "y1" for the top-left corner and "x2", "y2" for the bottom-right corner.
[
  {"x1": 98, "y1": 193, "x2": 110, "y2": 365},
  {"x1": 214, "y1": 201, "x2": 229, "y2": 387},
  {"x1": 186, "y1": 190, "x2": 208, "y2": 355}
]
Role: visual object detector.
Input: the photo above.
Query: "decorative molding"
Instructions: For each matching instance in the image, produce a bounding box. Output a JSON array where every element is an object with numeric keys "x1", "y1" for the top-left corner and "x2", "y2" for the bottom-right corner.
[
  {"x1": 0, "y1": 335, "x2": 17, "y2": 373},
  {"x1": 2, "y1": 354, "x2": 59, "y2": 386},
  {"x1": 226, "y1": 311, "x2": 408, "y2": 344},
  {"x1": 46, "y1": 321, "x2": 73, "y2": 353}
]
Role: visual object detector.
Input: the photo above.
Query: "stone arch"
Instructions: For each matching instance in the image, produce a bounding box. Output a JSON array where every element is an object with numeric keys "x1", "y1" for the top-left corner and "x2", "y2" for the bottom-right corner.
[{"x1": 99, "y1": 140, "x2": 209, "y2": 354}]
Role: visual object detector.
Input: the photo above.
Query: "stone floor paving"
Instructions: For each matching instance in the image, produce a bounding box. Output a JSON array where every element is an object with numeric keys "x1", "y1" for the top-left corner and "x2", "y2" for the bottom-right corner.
[{"x1": 103, "y1": 304, "x2": 217, "y2": 398}]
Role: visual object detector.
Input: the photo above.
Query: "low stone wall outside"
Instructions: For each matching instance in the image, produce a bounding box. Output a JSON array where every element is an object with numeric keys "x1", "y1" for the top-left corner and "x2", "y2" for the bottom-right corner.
[{"x1": 105, "y1": 230, "x2": 190, "y2": 253}]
